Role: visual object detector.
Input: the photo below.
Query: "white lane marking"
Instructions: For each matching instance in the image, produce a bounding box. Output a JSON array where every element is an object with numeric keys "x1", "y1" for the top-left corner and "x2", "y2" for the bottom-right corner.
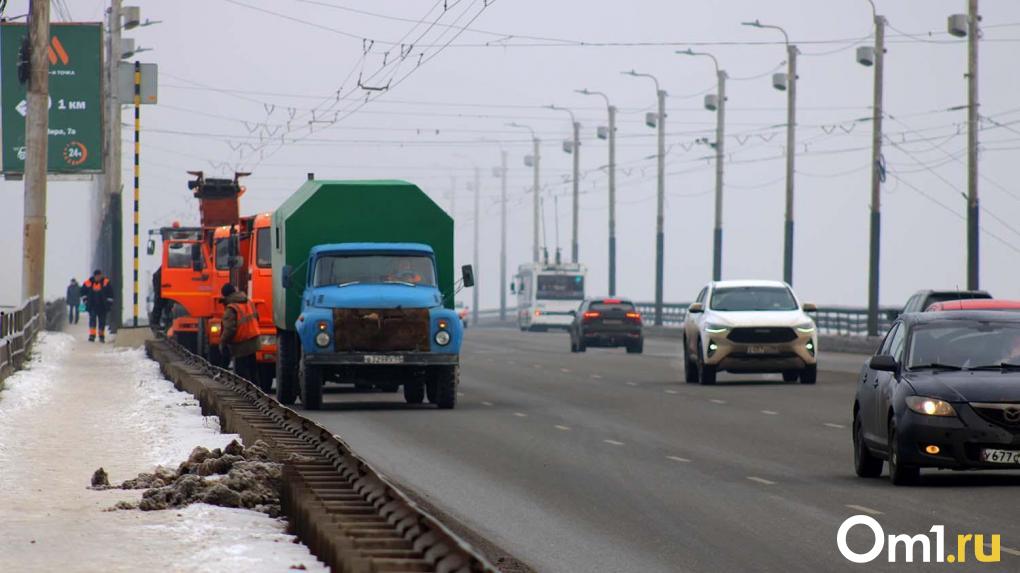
[
  {"x1": 747, "y1": 476, "x2": 776, "y2": 485},
  {"x1": 761, "y1": 410, "x2": 779, "y2": 416},
  {"x1": 625, "y1": 381, "x2": 638, "y2": 387},
  {"x1": 664, "y1": 389, "x2": 678, "y2": 395},
  {"x1": 532, "y1": 364, "x2": 542, "y2": 369},
  {"x1": 824, "y1": 423, "x2": 846, "y2": 429},
  {"x1": 603, "y1": 439, "x2": 625, "y2": 446},
  {"x1": 845, "y1": 504, "x2": 883, "y2": 516},
  {"x1": 709, "y1": 399, "x2": 726, "y2": 404},
  {"x1": 590, "y1": 374, "x2": 603, "y2": 379},
  {"x1": 554, "y1": 425, "x2": 571, "y2": 431},
  {"x1": 666, "y1": 455, "x2": 691, "y2": 463},
  {"x1": 513, "y1": 412, "x2": 528, "y2": 417},
  {"x1": 507, "y1": 360, "x2": 517, "y2": 365},
  {"x1": 481, "y1": 401, "x2": 494, "y2": 407},
  {"x1": 457, "y1": 392, "x2": 465, "y2": 397},
  {"x1": 560, "y1": 368, "x2": 572, "y2": 373},
  {"x1": 989, "y1": 543, "x2": 1020, "y2": 557}
]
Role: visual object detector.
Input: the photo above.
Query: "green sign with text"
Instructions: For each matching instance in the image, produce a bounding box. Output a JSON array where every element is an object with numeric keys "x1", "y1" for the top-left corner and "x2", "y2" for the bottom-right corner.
[{"x1": 1, "y1": 23, "x2": 103, "y2": 173}]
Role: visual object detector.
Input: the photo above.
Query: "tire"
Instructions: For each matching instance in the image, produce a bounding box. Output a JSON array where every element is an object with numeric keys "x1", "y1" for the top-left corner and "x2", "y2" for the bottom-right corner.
[
  {"x1": 275, "y1": 331, "x2": 299, "y2": 406},
  {"x1": 782, "y1": 371, "x2": 799, "y2": 383},
  {"x1": 569, "y1": 332, "x2": 578, "y2": 353},
  {"x1": 800, "y1": 364, "x2": 817, "y2": 385},
  {"x1": 887, "y1": 419, "x2": 920, "y2": 485},
  {"x1": 255, "y1": 362, "x2": 274, "y2": 394},
  {"x1": 208, "y1": 346, "x2": 226, "y2": 369},
  {"x1": 853, "y1": 412, "x2": 883, "y2": 478},
  {"x1": 299, "y1": 359, "x2": 323, "y2": 411},
  {"x1": 430, "y1": 365, "x2": 458, "y2": 409},
  {"x1": 174, "y1": 332, "x2": 198, "y2": 355},
  {"x1": 698, "y1": 342, "x2": 716, "y2": 385},
  {"x1": 626, "y1": 340, "x2": 643, "y2": 354},
  {"x1": 404, "y1": 380, "x2": 425, "y2": 404},
  {"x1": 684, "y1": 337, "x2": 699, "y2": 383}
]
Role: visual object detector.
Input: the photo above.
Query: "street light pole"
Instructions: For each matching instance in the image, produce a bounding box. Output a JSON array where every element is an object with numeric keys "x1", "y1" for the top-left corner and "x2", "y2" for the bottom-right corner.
[
  {"x1": 678, "y1": 50, "x2": 727, "y2": 281},
  {"x1": 966, "y1": 0, "x2": 980, "y2": 290},
  {"x1": 497, "y1": 151, "x2": 508, "y2": 322},
  {"x1": 508, "y1": 122, "x2": 541, "y2": 263},
  {"x1": 547, "y1": 105, "x2": 581, "y2": 264},
  {"x1": 473, "y1": 166, "x2": 480, "y2": 326},
  {"x1": 576, "y1": 89, "x2": 617, "y2": 295},
  {"x1": 22, "y1": 0, "x2": 52, "y2": 308},
  {"x1": 859, "y1": 2, "x2": 886, "y2": 337},
  {"x1": 623, "y1": 70, "x2": 666, "y2": 326},
  {"x1": 744, "y1": 20, "x2": 798, "y2": 285}
]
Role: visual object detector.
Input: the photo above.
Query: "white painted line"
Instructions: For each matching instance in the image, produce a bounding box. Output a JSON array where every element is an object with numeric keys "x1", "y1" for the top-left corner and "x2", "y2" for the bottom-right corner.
[
  {"x1": 666, "y1": 455, "x2": 691, "y2": 463},
  {"x1": 746, "y1": 476, "x2": 776, "y2": 485},
  {"x1": 590, "y1": 374, "x2": 603, "y2": 379},
  {"x1": 481, "y1": 401, "x2": 494, "y2": 407},
  {"x1": 507, "y1": 360, "x2": 517, "y2": 365},
  {"x1": 554, "y1": 425, "x2": 571, "y2": 431},
  {"x1": 989, "y1": 543, "x2": 1020, "y2": 557},
  {"x1": 457, "y1": 392, "x2": 465, "y2": 397},
  {"x1": 625, "y1": 381, "x2": 638, "y2": 387},
  {"x1": 709, "y1": 399, "x2": 726, "y2": 404},
  {"x1": 560, "y1": 368, "x2": 572, "y2": 373},
  {"x1": 603, "y1": 439, "x2": 625, "y2": 446},
  {"x1": 532, "y1": 364, "x2": 542, "y2": 368},
  {"x1": 824, "y1": 423, "x2": 846, "y2": 429},
  {"x1": 845, "y1": 504, "x2": 883, "y2": 516},
  {"x1": 513, "y1": 412, "x2": 528, "y2": 418},
  {"x1": 761, "y1": 410, "x2": 779, "y2": 416},
  {"x1": 664, "y1": 389, "x2": 678, "y2": 395}
]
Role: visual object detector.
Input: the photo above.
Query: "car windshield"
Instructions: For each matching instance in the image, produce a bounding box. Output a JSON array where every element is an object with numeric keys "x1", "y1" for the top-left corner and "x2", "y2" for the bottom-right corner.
[
  {"x1": 907, "y1": 320, "x2": 1020, "y2": 370},
  {"x1": 537, "y1": 275, "x2": 584, "y2": 300},
  {"x1": 710, "y1": 286, "x2": 798, "y2": 312},
  {"x1": 312, "y1": 254, "x2": 436, "y2": 287}
]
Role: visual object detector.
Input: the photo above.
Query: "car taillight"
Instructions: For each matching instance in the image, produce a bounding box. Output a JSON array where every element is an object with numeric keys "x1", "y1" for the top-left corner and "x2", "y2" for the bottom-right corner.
[
  {"x1": 583, "y1": 311, "x2": 600, "y2": 320},
  {"x1": 626, "y1": 312, "x2": 642, "y2": 323}
]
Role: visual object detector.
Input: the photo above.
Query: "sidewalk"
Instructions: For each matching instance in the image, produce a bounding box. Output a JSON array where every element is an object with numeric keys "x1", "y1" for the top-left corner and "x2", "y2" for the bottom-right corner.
[{"x1": 0, "y1": 322, "x2": 327, "y2": 572}]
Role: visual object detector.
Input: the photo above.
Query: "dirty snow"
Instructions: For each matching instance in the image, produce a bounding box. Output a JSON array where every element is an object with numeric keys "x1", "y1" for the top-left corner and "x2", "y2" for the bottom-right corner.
[{"x1": 0, "y1": 326, "x2": 329, "y2": 572}]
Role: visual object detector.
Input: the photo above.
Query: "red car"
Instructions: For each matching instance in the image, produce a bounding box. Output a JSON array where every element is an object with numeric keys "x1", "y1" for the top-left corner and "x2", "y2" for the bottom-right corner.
[{"x1": 925, "y1": 298, "x2": 1020, "y2": 312}]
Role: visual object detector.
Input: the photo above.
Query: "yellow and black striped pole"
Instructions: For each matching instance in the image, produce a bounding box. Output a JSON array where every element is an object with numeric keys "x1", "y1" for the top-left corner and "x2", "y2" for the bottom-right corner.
[{"x1": 132, "y1": 61, "x2": 141, "y2": 327}]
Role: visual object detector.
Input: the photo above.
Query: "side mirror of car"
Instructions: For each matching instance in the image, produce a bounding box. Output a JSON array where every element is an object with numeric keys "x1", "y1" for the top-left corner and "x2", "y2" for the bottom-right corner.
[
  {"x1": 802, "y1": 302, "x2": 818, "y2": 312},
  {"x1": 869, "y1": 354, "x2": 898, "y2": 372},
  {"x1": 281, "y1": 265, "x2": 293, "y2": 289},
  {"x1": 146, "y1": 239, "x2": 156, "y2": 256},
  {"x1": 688, "y1": 302, "x2": 704, "y2": 313},
  {"x1": 190, "y1": 243, "x2": 203, "y2": 271},
  {"x1": 462, "y1": 265, "x2": 475, "y2": 288}
]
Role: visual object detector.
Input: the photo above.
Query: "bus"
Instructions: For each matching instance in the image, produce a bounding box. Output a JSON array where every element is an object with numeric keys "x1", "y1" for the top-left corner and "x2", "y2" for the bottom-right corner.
[{"x1": 513, "y1": 262, "x2": 586, "y2": 331}]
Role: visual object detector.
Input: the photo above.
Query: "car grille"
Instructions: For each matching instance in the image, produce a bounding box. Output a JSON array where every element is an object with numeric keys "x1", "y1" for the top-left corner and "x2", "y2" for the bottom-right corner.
[
  {"x1": 727, "y1": 327, "x2": 797, "y2": 343},
  {"x1": 333, "y1": 308, "x2": 430, "y2": 352},
  {"x1": 970, "y1": 403, "x2": 1020, "y2": 430}
]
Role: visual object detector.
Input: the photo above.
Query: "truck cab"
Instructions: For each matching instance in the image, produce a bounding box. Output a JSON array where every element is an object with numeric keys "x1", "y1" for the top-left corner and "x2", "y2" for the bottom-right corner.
[{"x1": 281, "y1": 242, "x2": 471, "y2": 410}]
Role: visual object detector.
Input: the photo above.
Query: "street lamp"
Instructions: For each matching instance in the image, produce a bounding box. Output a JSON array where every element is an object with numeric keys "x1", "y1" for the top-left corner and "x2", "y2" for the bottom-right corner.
[
  {"x1": 455, "y1": 154, "x2": 481, "y2": 326},
  {"x1": 678, "y1": 49, "x2": 727, "y2": 282},
  {"x1": 947, "y1": 2, "x2": 980, "y2": 290},
  {"x1": 622, "y1": 69, "x2": 666, "y2": 326},
  {"x1": 507, "y1": 122, "x2": 541, "y2": 264},
  {"x1": 743, "y1": 19, "x2": 798, "y2": 285},
  {"x1": 492, "y1": 150, "x2": 508, "y2": 322},
  {"x1": 545, "y1": 105, "x2": 581, "y2": 264},
  {"x1": 575, "y1": 88, "x2": 617, "y2": 296}
]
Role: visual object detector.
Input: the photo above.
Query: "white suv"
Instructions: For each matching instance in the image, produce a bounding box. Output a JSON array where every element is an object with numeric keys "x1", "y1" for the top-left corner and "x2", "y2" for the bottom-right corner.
[{"x1": 682, "y1": 280, "x2": 818, "y2": 385}]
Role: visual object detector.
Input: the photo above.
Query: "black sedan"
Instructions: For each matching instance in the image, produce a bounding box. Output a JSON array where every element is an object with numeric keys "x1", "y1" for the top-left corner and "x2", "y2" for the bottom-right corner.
[
  {"x1": 853, "y1": 311, "x2": 1020, "y2": 485},
  {"x1": 569, "y1": 298, "x2": 643, "y2": 354}
]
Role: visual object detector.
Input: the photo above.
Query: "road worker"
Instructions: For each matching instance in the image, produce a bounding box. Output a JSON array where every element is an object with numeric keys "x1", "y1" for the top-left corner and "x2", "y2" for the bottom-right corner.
[
  {"x1": 81, "y1": 270, "x2": 113, "y2": 342},
  {"x1": 218, "y1": 283, "x2": 261, "y2": 381}
]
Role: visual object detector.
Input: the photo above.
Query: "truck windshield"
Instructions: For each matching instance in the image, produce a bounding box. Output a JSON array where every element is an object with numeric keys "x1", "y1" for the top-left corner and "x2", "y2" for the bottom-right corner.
[
  {"x1": 537, "y1": 275, "x2": 584, "y2": 300},
  {"x1": 313, "y1": 254, "x2": 437, "y2": 287}
]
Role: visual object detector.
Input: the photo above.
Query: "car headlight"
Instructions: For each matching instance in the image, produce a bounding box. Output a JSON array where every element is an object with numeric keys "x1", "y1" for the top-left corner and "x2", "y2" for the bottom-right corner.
[
  {"x1": 435, "y1": 330, "x2": 451, "y2": 346},
  {"x1": 796, "y1": 321, "x2": 816, "y2": 333},
  {"x1": 314, "y1": 331, "x2": 331, "y2": 348},
  {"x1": 905, "y1": 396, "x2": 956, "y2": 417},
  {"x1": 704, "y1": 323, "x2": 729, "y2": 334},
  {"x1": 259, "y1": 335, "x2": 276, "y2": 347}
]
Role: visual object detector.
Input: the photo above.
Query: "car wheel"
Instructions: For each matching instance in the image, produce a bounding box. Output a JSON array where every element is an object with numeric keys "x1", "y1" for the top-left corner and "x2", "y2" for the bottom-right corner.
[
  {"x1": 698, "y1": 344, "x2": 716, "y2": 385},
  {"x1": 569, "y1": 334, "x2": 578, "y2": 353},
  {"x1": 626, "y1": 340, "x2": 643, "y2": 354},
  {"x1": 853, "y1": 413, "x2": 883, "y2": 478},
  {"x1": 403, "y1": 380, "x2": 425, "y2": 404},
  {"x1": 887, "y1": 419, "x2": 920, "y2": 485},
  {"x1": 577, "y1": 338, "x2": 587, "y2": 352},
  {"x1": 800, "y1": 364, "x2": 817, "y2": 385},
  {"x1": 782, "y1": 371, "x2": 799, "y2": 383},
  {"x1": 684, "y1": 336, "x2": 699, "y2": 383}
]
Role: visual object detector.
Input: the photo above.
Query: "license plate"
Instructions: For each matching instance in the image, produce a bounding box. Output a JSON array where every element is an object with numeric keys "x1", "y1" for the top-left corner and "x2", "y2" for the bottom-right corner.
[
  {"x1": 364, "y1": 355, "x2": 404, "y2": 365},
  {"x1": 603, "y1": 319, "x2": 622, "y2": 325},
  {"x1": 747, "y1": 345, "x2": 774, "y2": 355},
  {"x1": 980, "y1": 448, "x2": 1020, "y2": 464}
]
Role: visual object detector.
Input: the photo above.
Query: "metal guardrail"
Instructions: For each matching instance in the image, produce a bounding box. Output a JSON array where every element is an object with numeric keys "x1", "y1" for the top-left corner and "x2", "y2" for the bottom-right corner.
[
  {"x1": 149, "y1": 334, "x2": 496, "y2": 573},
  {"x1": 0, "y1": 296, "x2": 44, "y2": 380}
]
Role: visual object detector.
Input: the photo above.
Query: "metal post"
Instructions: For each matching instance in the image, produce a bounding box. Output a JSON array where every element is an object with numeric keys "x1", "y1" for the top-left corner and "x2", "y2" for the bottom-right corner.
[
  {"x1": 783, "y1": 44, "x2": 798, "y2": 286},
  {"x1": 21, "y1": 0, "x2": 51, "y2": 308},
  {"x1": 533, "y1": 137, "x2": 541, "y2": 263},
  {"x1": 472, "y1": 167, "x2": 480, "y2": 326},
  {"x1": 571, "y1": 120, "x2": 580, "y2": 263},
  {"x1": 608, "y1": 104, "x2": 616, "y2": 296},
  {"x1": 107, "y1": 0, "x2": 123, "y2": 330},
  {"x1": 867, "y1": 15, "x2": 885, "y2": 337},
  {"x1": 132, "y1": 61, "x2": 141, "y2": 327},
  {"x1": 499, "y1": 150, "x2": 507, "y2": 322},
  {"x1": 714, "y1": 71, "x2": 727, "y2": 281},
  {"x1": 655, "y1": 88, "x2": 666, "y2": 326},
  {"x1": 966, "y1": 0, "x2": 980, "y2": 290}
]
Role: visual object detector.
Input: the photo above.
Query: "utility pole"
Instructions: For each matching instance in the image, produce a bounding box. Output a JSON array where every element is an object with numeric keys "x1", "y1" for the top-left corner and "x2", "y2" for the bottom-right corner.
[
  {"x1": 966, "y1": 0, "x2": 980, "y2": 290},
  {"x1": 107, "y1": 0, "x2": 124, "y2": 330},
  {"x1": 472, "y1": 166, "x2": 480, "y2": 326},
  {"x1": 499, "y1": 150, "x2": 507, "y2": 322},
  {"x1": 783, "y1": 44, "x2": 798, "y2": 286},
  {"x1": 22, "y1": 0, "x2": 51, "y2": 308},
  {"x1": 864, "y1": 8, "x2": 886, "y2": 337},
  {"x1": 546, "y1": 106, "x2": 581, "y2": 263},
  {"x1": 507, "y1": 122, "x2": 541, "y2": 263},
  {"x1": 576, "y1": 88, "x2": 617, "y2": 295}
]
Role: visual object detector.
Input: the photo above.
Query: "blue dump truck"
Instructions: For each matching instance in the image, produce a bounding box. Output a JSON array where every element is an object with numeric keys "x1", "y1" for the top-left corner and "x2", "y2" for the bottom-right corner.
[{"x1": 271, "y1": 180, "x2": 473, "y2": 410}]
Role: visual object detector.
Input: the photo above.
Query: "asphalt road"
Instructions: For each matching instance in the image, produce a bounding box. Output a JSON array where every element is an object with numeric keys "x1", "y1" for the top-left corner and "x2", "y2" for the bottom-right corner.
[{"x1": 304, "y1": 327, "x2": 1020, "y2": 573}]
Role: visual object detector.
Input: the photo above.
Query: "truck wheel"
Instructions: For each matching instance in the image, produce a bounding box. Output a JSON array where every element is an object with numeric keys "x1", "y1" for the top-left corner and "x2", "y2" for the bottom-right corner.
[
  {"x1": 255, "y1": 362, "x2": 274, "y2": 394},
  {"x1": 174, "y1": 332, "x2": 197, "y2": 354},
  {"x1": 275, "y1": 331, "x2": 299, "y2": 406},
  {"x1": 299, "y1": 360, "x2": 323, "y2": 410},
  {"x1": 431, "y1": 365, "x2": 458, "y2": 410},
  {"x1": 208, "y1": 346, "x2": 226, "y2": 369},
  {"x1": 404, "y1": 381, "x2": 425, "y2": 404}
]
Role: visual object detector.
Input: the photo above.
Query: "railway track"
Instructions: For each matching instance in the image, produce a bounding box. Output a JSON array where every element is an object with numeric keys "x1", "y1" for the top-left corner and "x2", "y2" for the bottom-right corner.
[{"x1": 146, "y1": 335, "x2": 496, "y2": 573}]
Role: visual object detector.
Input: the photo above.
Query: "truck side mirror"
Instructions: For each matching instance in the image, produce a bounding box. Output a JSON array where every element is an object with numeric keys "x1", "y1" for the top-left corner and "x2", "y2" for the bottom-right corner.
[
  {"x1": 281, "y1": 265, "x2": 293, "y2": 289},
  {"x1": 461, "y1": 265, "x2": 475, "y2": 288},
  {"x1": 190, "y1": 243, "x2": 203, "y2": 271},
  {"x1": 146, "y1": 239, "x2": 155, "y2": 256}
]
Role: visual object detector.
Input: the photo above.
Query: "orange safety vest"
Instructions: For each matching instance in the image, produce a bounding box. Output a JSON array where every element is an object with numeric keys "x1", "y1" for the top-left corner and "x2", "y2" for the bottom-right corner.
[
  {"x1": 228, "y1": 301, "x2": 259, "y2": 343},
  {"x1": 85, "y1": 277, "x2": 109, "y2": 291}
]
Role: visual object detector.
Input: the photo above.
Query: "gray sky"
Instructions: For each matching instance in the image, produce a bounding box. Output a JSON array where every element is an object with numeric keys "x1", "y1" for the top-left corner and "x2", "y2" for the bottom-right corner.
[{"x1": 3, "y1": 0, "x2": 1020, "y2": 316}]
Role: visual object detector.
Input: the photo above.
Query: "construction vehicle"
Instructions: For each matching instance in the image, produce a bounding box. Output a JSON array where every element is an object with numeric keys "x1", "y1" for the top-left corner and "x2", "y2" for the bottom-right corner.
[{"x1": 271, "y1": 179, "x2": 474, "y2": 410}]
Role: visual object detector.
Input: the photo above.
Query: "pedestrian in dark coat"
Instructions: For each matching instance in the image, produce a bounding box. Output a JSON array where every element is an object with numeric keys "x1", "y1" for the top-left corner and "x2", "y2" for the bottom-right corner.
[{"x1": 65, "y1": 278, "x2": 80, "y2": 324}]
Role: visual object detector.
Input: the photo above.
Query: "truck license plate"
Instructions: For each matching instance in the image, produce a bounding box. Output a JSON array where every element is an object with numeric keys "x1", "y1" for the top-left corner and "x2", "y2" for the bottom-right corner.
[
  {"x1": 981, "y1": 449, "x2": 1020, "y2": 464},
  {"x1": 364, "y1": 355, "x2": 404, "y2": 364}
]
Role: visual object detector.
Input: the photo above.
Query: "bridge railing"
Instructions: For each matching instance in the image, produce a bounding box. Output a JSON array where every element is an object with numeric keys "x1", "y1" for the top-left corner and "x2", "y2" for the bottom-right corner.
[{"x1": 0, "y1": 296, "x2": 44, "y2": 381}]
